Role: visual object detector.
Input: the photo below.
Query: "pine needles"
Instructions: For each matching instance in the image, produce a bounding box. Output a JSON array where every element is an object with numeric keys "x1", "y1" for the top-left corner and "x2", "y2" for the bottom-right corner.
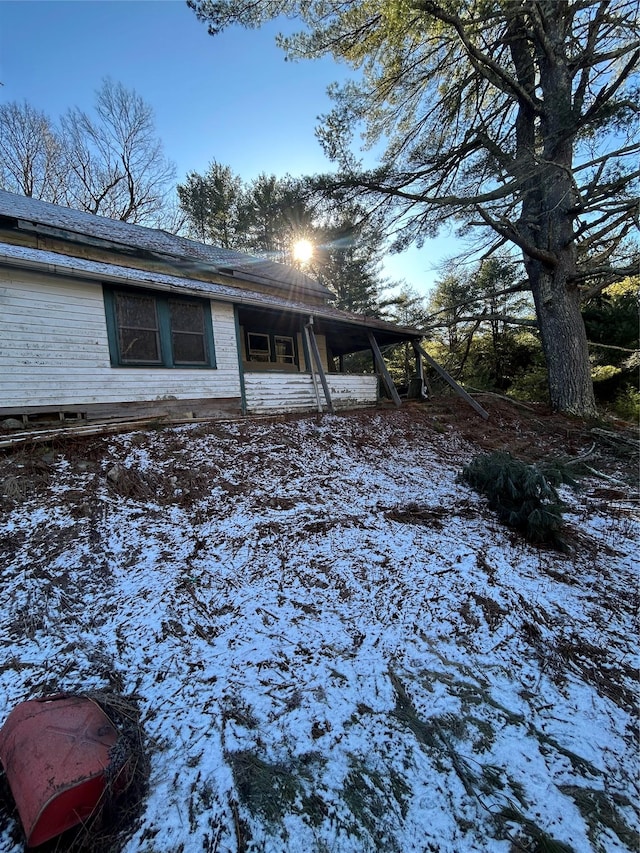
[{"x1": 461, "y1": 451, "x2": 575, "y2": 548}]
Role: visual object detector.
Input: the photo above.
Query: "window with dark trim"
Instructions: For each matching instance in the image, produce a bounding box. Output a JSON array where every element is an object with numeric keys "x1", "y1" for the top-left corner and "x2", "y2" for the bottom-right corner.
[
  {"x1": 103, "y1": 287, "x2": 216, "y2": 368},
  {"x1": 245, "y1": 331, "x2": 298, "y2": 367},
  {"x1": 274, "y1": 335, "x2": 295, "y2": 365},
  {"x1": 247, "y1": 332, "x2": 271, "y2": 362}
]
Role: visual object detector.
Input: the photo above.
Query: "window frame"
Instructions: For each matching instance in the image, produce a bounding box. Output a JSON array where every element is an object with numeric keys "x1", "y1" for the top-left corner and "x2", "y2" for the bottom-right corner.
[
  {"x1": 245, "y1": 330, "x2": 299, "y2": 368},
  {"x1": 247, "y1": 332, "x2": 272, "y2": 362},
  {"x1": 103, "y1": 286, "x2": 217, "y2": 369},
  {"x1": 273, "y1": 335, "x2": 296, "y2": 365}
]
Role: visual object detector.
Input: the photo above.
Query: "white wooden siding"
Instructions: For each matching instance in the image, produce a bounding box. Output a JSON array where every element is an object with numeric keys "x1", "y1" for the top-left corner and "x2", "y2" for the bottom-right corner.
[
  {"x1": 244, "y1": 372, "x2": 377, "y2": 414},
  {"x1": 0, "y1": 268, "x2": 241, "y2": 408},
  {"x1": 327, "y1": 374, "x2": 378, "y2": 407},
  {"x1": 315, "y1": 333, "x2": 329, "y2": 370},
  {"x1": 299, "y1": 330, "x2": 328, "y2": 371},
  {"x1": 297, "y1": 332, "x2": 307, "y2": 371}
]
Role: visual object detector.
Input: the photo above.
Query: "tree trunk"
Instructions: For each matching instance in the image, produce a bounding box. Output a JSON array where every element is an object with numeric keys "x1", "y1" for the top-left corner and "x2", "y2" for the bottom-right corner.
[
  {"x1": 503, "y1": 4, "x2": 599, "y2": 418},
  {"x1": 527, "y1": 260, "x2": 597, "y2": 417}
]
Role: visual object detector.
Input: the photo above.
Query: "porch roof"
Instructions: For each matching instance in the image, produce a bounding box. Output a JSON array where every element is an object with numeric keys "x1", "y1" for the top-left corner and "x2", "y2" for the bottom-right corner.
[
  {"x1": 0, "y1": 241, "x2": 423, "y2": 352},
  {"x1": 235, "y1": 304, "x2": 420, "y2": 355}
]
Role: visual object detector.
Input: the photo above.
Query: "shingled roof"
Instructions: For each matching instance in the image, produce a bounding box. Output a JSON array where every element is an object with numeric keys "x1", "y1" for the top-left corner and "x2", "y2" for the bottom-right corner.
[{"x1": 0, "y1": 190, "x2": 332, "y2": 300}]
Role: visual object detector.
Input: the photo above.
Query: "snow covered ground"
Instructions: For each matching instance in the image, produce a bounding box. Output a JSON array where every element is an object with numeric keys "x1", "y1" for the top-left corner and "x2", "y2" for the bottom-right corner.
[{"x1": 0, "y1": 404, "x2": 637, "y2": 853}]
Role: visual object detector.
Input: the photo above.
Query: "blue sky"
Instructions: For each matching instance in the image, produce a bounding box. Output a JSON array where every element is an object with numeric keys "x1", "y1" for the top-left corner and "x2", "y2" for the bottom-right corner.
[{"x1": 0, "y1": 0, "x2": 456, "y2": 294}]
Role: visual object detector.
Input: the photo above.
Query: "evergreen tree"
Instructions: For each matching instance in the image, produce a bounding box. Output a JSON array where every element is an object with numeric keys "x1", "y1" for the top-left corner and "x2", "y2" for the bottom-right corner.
[
  {"x1": 177, "y1": 171, "x2": 212, "y2": 243},
  {"x1": 472, "y1": 258, "x2": 534, "y2": 388},
  {"x1": 428, "y1": 271, "x2": 481, "y2": 354},
  {"x1": 382, "y1": 287, "x2": 431, "y2": 386},
  {"x1": 239, "y1": 173, "x2": 316, "y2": 258},
  {"x1": 425, "y1": 257, "x2": 539, "y2": 388},
  {"x1": 177, "y1": 166, "x2": 392, "y2": 315},
  {"x1": 178, "y1": 160, "x2": 243, "y2": 247},
  {"x1": 582, "y1": 275, "x2": 640, "y2": 415},
  {"x1": 311, "y1": 212, "x2": 387, "y2": 315}
]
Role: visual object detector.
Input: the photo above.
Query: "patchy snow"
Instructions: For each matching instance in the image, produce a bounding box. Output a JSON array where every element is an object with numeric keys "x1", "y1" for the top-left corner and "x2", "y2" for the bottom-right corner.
[{"x1": 0, "y1": 406, "x2": 637, "y2": 853}]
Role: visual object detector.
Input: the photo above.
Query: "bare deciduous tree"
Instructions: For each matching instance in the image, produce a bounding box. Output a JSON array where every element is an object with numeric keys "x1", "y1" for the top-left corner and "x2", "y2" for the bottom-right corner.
[
  {"x1": 0, "y1": 101, "x2": 65, "y2": 201},
  {"x1": 0, "y1": 80, "x2": 175, "y2": 224},
  {"x1": 60, "y1": 79, "x2": 175, "y2": 223}
]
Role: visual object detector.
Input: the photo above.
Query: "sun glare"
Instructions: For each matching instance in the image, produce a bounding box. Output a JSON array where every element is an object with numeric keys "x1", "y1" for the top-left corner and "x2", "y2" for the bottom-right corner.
[{"x1": 293, "y1": 238, "x2": 313, "y2": 264}]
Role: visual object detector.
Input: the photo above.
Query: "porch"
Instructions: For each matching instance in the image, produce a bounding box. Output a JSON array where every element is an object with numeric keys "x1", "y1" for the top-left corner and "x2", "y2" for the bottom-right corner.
[
  {"x1": 235, "y1": 303, "x2": 418, "y2": 415},
  {"x1": 243, "y1": 372, "x2": 378, "y2": 415}
]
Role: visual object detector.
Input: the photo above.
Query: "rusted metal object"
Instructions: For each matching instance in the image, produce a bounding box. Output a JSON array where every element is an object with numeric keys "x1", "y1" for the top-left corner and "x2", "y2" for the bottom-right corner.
[{"x1": 0, "y1": 694, "x2": 126, "y2": 847}]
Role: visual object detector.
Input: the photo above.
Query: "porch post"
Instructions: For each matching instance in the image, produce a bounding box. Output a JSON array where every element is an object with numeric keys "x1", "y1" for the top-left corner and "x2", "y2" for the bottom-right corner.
[
  {"x1": 416, "y1": 347, "x2": 431, "y2": 398},
  {"x1": 303, "y1": 325, "x2": 324, "y2": 413},
  {"x1": 367, "y1": 331, "x2": 402, "y2": 407},
  {"x1": 305, "y1": 318, "x2": 334, "y2": 414},
  {"x1": 412, "y1": 340, "x2": 489, "y2": 420},
  {"x1": 233, "y1": 306, "x2": 247, "y2": 416}
]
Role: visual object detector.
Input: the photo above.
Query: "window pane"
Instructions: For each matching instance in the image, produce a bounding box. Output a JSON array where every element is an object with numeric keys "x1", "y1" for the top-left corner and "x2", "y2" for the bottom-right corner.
[
  {"x1": 274, "y1": 336, "x2": 295, "y2": 363},
  {"x1": 116, "y1": 294, "x2": 161, "y2": 363},
  {"x1": 117, "y1": 293, "x2": 158, "y2": 328},
  {"x1": 169, "y1": 301, "x2": 207, "y2": 364},
  {"x1": 248, "y1": 333, "x2": 271, "y2": 362},
  {"x1": 172, "y1": 332, "x2": 206, "y2": 364},
  {"x1": 170, "y1": 301, "x2": 204, "y2": 333},
  {"x1": 119, "y1": 329, "x2": 161, "y2": 362}
]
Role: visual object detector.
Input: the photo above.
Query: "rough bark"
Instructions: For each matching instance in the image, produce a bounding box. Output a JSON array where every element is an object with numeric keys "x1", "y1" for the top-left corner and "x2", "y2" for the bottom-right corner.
[
  {"x1": 512, "y1": 2, "x2": 598, "y2": 416},
  {"x1": 527, "y1": 262, "x2": 597, "y2": 416}
]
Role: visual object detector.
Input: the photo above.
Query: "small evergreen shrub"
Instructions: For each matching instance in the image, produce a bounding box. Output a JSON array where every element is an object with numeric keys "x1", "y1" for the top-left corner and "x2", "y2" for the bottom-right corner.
[
  {"x1": 461, "y1": 451, "x2": 569, "y2": 548},
  {"x1": 611, "y1": 385, "x2": 640, "y2": 422}
]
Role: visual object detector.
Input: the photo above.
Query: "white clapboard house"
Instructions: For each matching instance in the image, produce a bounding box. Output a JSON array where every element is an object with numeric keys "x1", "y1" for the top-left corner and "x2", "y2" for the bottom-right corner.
[{"x1": 0, "y1": 189, "x2": 427, "y2": 425}]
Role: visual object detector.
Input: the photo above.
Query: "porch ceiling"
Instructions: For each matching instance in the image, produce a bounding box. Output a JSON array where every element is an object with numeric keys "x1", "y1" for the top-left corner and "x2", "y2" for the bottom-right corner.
[{"x1": 236, "y1": 306, "x2": 421, "y2": 356}]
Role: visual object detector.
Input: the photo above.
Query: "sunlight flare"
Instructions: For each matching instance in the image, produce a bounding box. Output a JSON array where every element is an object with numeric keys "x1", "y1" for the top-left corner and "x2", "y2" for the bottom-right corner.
[{"x1": 292, "y1": 238, "x2": 313, "y2": 264}]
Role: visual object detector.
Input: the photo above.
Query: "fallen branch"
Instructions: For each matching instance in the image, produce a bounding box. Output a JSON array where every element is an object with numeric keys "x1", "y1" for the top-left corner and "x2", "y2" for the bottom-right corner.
[
  {"x1": 584, "y1": 465, "x2": 636, "y2": 488},
  {"x1": 590, "y1": 428, "x2": 640, "y2": 465},
  {"x1": 469, "y1": 390, "x2": 539, "y2": 413}
]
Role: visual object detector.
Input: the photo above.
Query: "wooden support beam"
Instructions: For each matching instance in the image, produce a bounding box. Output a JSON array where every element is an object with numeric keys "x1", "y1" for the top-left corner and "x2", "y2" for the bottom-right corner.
[
  {"x1": 233, "y1": 306, "x2": 248, "y2": 416},
  {"x1": 412, "y1": 341, "x2": 489, "y2": 420},
  {"x1": 415, "y1": 348, "x2": 431, "y2": 398},
  {"x1": 306, "y1": 320, "x2": 335, "y2": 414},
  {"x1": 303, "y1": 325, "x2": 323, "y2": 413},
  {"x1": 367, "y1": 331, "x2": 402, "y2": 407}
]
